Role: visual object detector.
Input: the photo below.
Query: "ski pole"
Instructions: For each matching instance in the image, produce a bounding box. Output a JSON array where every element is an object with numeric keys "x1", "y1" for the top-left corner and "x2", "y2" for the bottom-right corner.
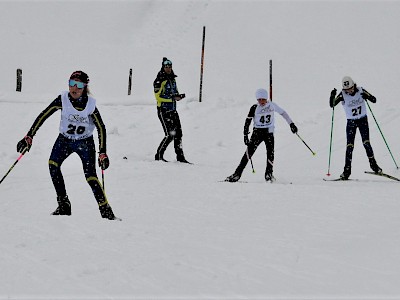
[
  {"x1": 296, "y1": 133, "x2": 316, "y2": 156},
  {"x1": 199, "y1": 26, "x2": 206, "y2": 102},
  {"x1": 101, "y1": 169, "x2": 105, "y2": 192},
  {"x1": 327, "y1": 107, "x2": 335, "y2": 176},
  {"x1": 246, "y1": 147, "x2": 255, "y2": 173},
  {"x1": 366, "y1": 101, "x2": 398, "y2": 169},
  {"x1": 269, "y1": 59, "x2": 273, "y2": 101},
  {"x1": 0, "y1": 151, "x2": 26, "y2": 185}
]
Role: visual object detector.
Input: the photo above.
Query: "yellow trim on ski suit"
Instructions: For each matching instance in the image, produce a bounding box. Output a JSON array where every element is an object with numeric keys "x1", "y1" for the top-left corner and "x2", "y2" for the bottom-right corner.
[
  {"x1": 154, "y1": 80, "x2": 177, "y2": 107},
  {"x1": 48, "y1": 160, "x2": 58, "y2": 167},
  {"x1": 31, "y1": 105, "x2": 61, "y2": 136}
]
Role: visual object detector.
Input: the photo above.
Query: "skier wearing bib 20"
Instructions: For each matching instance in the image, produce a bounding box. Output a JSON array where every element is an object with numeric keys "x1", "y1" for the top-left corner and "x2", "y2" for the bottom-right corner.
[
  {"x1": 329, "y1": 76, "x2": 382, "y2": 180},
  {"x1": 16, "y1": 71, "x2": 119, "y2": 220},
  {"x1": 225, "y1": 88, "x2": 298, "y2": 182}
]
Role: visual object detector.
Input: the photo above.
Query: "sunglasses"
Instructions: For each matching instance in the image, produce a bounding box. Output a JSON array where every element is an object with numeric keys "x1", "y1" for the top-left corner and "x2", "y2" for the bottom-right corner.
[
  {"x1": 343, "y1": 86, "x2": 354, "y2": 94},
  {"x1": 69, "y1": 79, "x2": 86, "y2": 89}
]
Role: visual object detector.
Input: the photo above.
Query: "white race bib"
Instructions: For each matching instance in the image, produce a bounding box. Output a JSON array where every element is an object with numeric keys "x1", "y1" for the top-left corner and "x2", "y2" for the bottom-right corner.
[
  {"x1": 59, "y1": 91, "x2": 96, "y2": 140},
  {"x1": 342, "y1": 87, "x2": 367, "y2": 120}
]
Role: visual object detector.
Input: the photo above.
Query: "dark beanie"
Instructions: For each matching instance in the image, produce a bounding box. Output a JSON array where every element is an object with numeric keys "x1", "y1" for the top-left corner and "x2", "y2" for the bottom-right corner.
[
  {"x1": 162, "y1": 57, "x2": 172, "y2": 66},
  {"x1": 70, "y1": 71, "x2": 90, "y2": 84}
]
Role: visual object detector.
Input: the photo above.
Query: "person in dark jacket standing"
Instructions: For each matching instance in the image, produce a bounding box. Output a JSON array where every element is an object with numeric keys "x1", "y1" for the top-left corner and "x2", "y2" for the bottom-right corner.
[
  {"x1": 153, "y1": 57, "x2": 190, "y2": 163},
  {"x1": 329, "y1": 76, "x2": 382, "y2": 180},
  {"x1": 16, "y1": 71, "x2": 119, "y2": 220},
  {"x1": 225, "y1": 88, "x2": 298, "y2": 182}
]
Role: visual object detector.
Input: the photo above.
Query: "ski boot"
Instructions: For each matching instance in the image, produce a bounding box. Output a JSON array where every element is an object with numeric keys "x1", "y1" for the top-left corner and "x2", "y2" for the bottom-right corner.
[
  {"x1": 177, "y1": 154, "x2": 191, "y2": 164},
  {"x1": 51, "y1": 195, "x2": 71, "y2": 216},
  {"x1": 265, "y1": 172, "x2": 275, "y2": 182},
  {"x1": 369, "y1": 157, "x2": 382, "y2": 174},
  {"x1": 177, "y1": 158, "x2": 191, "y2": 164},
  {"x1": 340, "y1": 165, "x2": 351, "y2": 180},
  {"x1": 99, "y1": 203, "x2": 118, "y2": 220},
  {"x1": 155, "y1": 154, "x2": 168, "y2": 162},
  {"x1": 225, "y1": 173, "x2": 241, "y2": 182}
]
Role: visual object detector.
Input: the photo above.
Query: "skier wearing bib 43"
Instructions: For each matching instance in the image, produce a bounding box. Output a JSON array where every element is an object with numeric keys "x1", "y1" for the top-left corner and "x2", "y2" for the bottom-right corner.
[
  {"x1": 329, "y1": 76, "x2": 382, "y2": 180},
  {"x1": 225, "y1": 88, "x2": 298, "y2": 182},
  {"x1": 16, "y1": 71, "x2": 119, "y2": 220}
]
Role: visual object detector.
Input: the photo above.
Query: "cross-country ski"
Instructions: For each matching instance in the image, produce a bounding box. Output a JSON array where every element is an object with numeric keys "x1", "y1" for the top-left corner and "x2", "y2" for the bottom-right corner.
[
  {"x1": 364, "y1": 171, "x2": 400, "y2": 181},
  {"x1": 323, "y1": 177, "x2": 358, "y2": 182}
]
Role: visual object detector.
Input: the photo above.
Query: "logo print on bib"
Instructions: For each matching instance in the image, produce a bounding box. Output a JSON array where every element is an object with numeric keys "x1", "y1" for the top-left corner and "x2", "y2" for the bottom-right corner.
[
  {"x1": 348, "y1": 98, "x2": 363, "y2": 107},
  {"x1": 68, "y1": 114, "x2": 89, "y2": 124}
]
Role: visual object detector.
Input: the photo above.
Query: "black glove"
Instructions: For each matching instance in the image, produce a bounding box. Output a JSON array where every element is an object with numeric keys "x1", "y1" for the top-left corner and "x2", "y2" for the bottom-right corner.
[
  {"x1": 17, "y1": 135, "x2": 33, "y2": 153},
  {"x1": 98, "y1": 153, "x2": 110, "y2": 170},
  {"x1": 361, "y1": 92, "x2": 376, "y2": 103},
  {"x1": 329, "y1": 88, "x2": 337, "y2": 107},
  {"x1": 173, "y1": 93, "x2": 186, "y2": 101},
  {"x1": 290, "y1": 123, "x2": 298, "y2": 134}
]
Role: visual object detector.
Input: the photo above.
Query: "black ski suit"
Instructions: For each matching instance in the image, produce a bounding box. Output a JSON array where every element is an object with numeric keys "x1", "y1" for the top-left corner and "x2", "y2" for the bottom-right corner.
[{"x1": 153, "y1": 68, "x2": 186, "y2": 161}]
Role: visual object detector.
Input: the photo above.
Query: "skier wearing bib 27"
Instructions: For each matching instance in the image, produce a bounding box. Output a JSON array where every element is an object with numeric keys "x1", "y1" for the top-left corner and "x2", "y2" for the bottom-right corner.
[
  {"x1": 16, "y1": 71, "x2": 119, "y2": 220},
  {"x1": 225, "y1": 88, "x2": 298, "y2": 182},
  {"x1": 153, "y1": 57, "x2": 190, "y2": 163},
  {"x1": 329, "y1": 76, "x2": 382, "y2": 180}
]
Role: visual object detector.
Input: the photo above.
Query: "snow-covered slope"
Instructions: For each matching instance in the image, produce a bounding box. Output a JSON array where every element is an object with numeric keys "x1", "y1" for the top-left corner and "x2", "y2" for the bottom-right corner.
[{"x1": 1, "y1": 1, "x2": 400, "y2": 298}]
